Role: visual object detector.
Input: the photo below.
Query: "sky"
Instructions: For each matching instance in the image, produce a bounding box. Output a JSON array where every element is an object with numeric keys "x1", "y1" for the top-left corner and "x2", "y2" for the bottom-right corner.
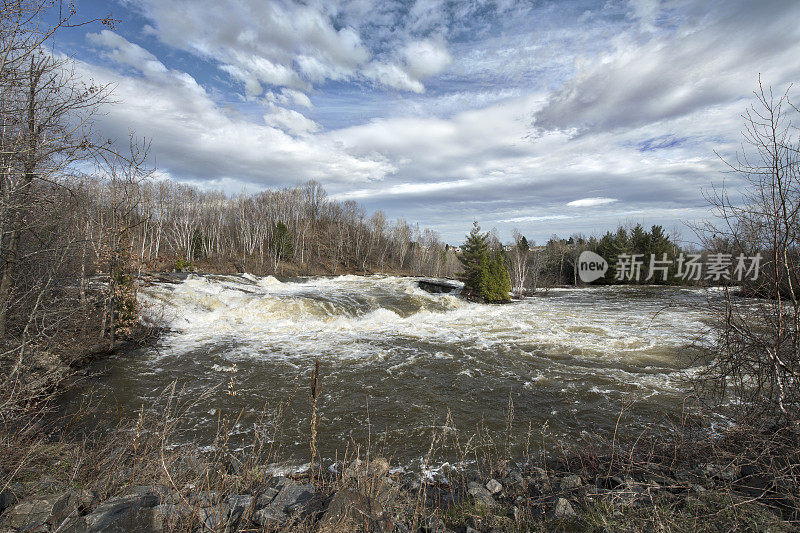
[{"x1": 53, "y1": 0, "x2": 800, "y2": 244}]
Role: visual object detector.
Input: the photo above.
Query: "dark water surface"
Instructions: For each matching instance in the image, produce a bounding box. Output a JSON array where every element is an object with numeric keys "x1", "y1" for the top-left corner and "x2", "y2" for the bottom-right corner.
[{"x1": 62, "y1": 274, "x2": 714, "y2": 470}]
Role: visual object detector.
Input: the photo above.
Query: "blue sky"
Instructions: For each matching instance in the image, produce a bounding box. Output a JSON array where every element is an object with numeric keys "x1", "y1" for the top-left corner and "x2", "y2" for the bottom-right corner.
[{"x1": 57, "y1": 0, "x2": 800, "y2": 244}]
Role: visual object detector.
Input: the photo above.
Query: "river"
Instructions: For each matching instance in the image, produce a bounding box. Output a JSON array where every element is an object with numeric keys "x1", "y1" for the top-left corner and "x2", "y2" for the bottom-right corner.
[{"x1": 64, "y1": 274, "x2": 716, "y2": 470}]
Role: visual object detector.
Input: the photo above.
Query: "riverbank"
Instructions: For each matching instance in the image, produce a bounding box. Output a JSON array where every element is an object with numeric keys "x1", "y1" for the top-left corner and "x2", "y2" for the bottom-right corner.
[{"x1": 2, "y1": 423, "x2": 797, "y2": 532}]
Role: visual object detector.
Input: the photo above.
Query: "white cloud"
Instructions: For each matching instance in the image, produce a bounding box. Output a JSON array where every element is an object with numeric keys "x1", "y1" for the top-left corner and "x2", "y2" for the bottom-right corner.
[
  {"x1": 75, "y1": 34, "x2": 394, "y2": 189},
  {"x1": 403, "y1": 39, "x2": 452, "y2": 79},
  {"x1": 567, "y1": 197, "x2": 618, "y2": 207},
  {"x1": 534, "y1": 0, "x2": 800, "y2": 134},
  {"x1": 500, "y1": 214, "x2": 573, "y2": 223},
  {"x1": 263, "y1": 104, "x2": 320, "y2": 136},
  {"x1": 363, "y1": 62, "x2": 425, "y2": 93},
  {"x1": 88, "y1": 30, "x2": 167, "y2": 77},
  {"x1": 129, "y1": 0, "x2": 453, "y2": 97}
]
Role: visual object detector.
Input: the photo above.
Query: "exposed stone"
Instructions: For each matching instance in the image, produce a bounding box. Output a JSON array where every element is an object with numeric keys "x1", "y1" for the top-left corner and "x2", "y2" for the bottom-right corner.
[
  {"x1": 552, "y1": 497, "x2": 576, "y2": 518},
  {"x1": 169, "y1": 453, "x2": 208, "y2": 479},
  {"x1": 0, "y1": 489, "x2": 18, "y2": 515},
  {"x1": 506, "y1": 470, "x2": 524, "y2": 486},
  {"x1": 226, "y1": 493, "x2": 254, "y2": 523},
  {"x1": 148, "y1": 503, "x2": 188, "y2": 530},
  {"x1": 4, "y1": 492, "x2": 75, "y2": 531},
  {"x1": 272, "y1": 482, "x2": 315, "y2": 514},
  {"x1": 699, "y1": 463, "x2": 741, "y2": 482},
  {"x1": 421, "y1": 514, "x2": 446, "y2": 532},
  {"x1": 559, "y1": 475, "x2": 583, "y2": 491},
  {"x1": 317, "y1": 489, "x2": 390, "y2": 533},
  {"x1": 84, "y1": 487, "x2": 161, "y2": 532},
  {"x1": 54, "y1": 515, "x2": 88, "y2": 533},
  {"x1": 467, "y1": 482, "x2": 496, "y2": 508},
  {"x1": 255, "y1": 476, "x2": 291, "y2": 507},
  {"x1": 252, "y1": 506, "x2": 288, "y2": 528},
  {"x1": 485, "y1": 479, "x2": 503, "y2": 495},
  {"x1": 344, "y1": 457, "x2": 390, "y2": 480},
  {"x1": 198, "y1": 504, "x2": 230, "y2": 530}
]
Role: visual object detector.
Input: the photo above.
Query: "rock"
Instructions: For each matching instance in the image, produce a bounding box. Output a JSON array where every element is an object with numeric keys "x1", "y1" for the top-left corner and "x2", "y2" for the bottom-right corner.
[
  {"x1": 344, "y1": 457, "x2": 390, "y2": 480},
  {"x1": 699, "y1": 463, "x2": 741, "y2": 482},
  {"x1": 253, "y1": 479, "x2": 315, "y2": 527},
  {"x1": 54, "y1": 515, "x2": 88, "y2": 533},
  {"x1": 317, "y1": 489, "x2": 390, "y2": 533},
  {"x1": 467, "y1": 482, "x2": 496, "y2": 508},
  {"x1": 252, "y1": 506, "x2": 288, "y2": 528},
  {"x1": 506, "y1": 470, "x2": 524, "y2": 486},
  {"x1": 485, "y1": 479, "x2": 503, "y2": 495},
  {"x1": 559, "y1": 475, "x2": 583, "y2": 491},
  {"x1": 466, "y1": 527, "x2": 481, "y2": 533},
  {"x1": 170, "y1": 453, "x2": 207, "y2": 478},
  {"x1": 148, "y1": 503, "x2": 188, "y2": 530},
  {"x1": 597, "y1": 475, "x2": 624, "y2": 489},
  {"x1": 198, "y1": 504, "x2": 230, "y2": 531},
  {"x1": 84, "y1": 487, "x2": 161, "y2": 532},
  {"x1": 256, "y1": 476, "x2": 291, "y2": 507},
  {"x1": 421, "y1": 515, "x2": 446, "y2": 532},
  {"x1": 225, "y1": 454, "x2": 244, "y2": 475},
  {"x1": 0, "y1": 488, "x2": 19, "y2": 515},
  {"x1": 552, "y1": 497, "x2": 576, "y2": 518},
  {"x1": 226, "y1": 493, "x2": 254, "y2": 523},
  {"x1": 4, "y1": 492, "x2": 76, "y2": 531},
  {"x1": 272, "y1": 482, "x2": 315, "y2": 514},
  {"x1": 689, "y1": 483, "x2": 706, "y2": 494}
]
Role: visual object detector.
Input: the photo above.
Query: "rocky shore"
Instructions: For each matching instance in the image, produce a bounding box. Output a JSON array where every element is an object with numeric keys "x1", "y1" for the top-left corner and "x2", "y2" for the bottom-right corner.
[{"x1": 2, "y1": 450, "x2": 794, "y2": 532}]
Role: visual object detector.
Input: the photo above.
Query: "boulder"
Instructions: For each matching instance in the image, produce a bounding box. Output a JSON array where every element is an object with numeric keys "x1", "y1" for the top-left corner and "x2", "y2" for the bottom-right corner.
[
  {"x1": 485, "y1": 479, "x2": 502, "y2": 495},
  {"x1": 552, "y1": 497, "x2": 576, "y2": 518},
  {"x1": 255, "y1": 476, "x2": 291, "y2": 507},
  {"x1": 252, "y1": 506, "x2": 288, "y2": 528},
  {"x1": 272, "y1": 482, "x2": 315, "y2": 514},
  {"x1": 699, "y1": 462, "x2": 741, "y2": 482},
  {"x1": 252, "y1": 479, "x2": 315, "y2": 527},
  {"x1": 169, "y1": 453, "x2": 208, "y2": 479},
  {"x1": 344, "y1": 457, "x2": 390, "y2": 480},
  {"x1": 316, "y1": 489, "x2": 391, "y2": 533},
  {"x1": 467, "y1": 482, "x2": 496, "y2": 508},
  {"x1": 559, "y1": 475, "x2": 582, "y2": 491},
  {"x1": 0, "y1": 488, "x2": 19, "y2": 515},
  {"x1": 596, "y1": 475, "x2": 624, "y2": 490},
  {"x1": 505, "y1": 470, "x2": 524, "y2": 487},
  {"x1": 4, "y1": 492, "x2": 76, "y2": 531},
  {"x1": 225, "y1": 493, "x2": 254, "y2": 522},
  {"x1": 84, "y1": 487, "x2": 161, "y2": 532}
]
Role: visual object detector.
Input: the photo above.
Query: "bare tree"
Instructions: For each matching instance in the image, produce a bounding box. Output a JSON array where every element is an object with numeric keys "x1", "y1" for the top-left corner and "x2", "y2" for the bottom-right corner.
[{"x1": 699, "y1": 79, "x2": 800, "y2": 423}]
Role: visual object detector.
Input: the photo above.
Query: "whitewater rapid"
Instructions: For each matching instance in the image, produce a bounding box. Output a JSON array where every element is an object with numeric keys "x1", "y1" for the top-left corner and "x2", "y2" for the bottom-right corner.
[{"x1": 77, "y1": 274, "x2": 714, "y2": 464}]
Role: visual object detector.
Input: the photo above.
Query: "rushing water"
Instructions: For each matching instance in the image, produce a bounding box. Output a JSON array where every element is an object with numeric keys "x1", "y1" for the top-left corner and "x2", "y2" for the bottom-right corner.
[{"x1": 65, "y1": 274, "x2": 715, "y2": 468}]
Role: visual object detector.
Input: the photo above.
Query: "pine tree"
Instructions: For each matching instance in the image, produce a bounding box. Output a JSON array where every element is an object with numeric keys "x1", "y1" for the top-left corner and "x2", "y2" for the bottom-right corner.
[
  {"x1": 458, "y1": 221, "x2": 489, "y2": 293},
  {"x1": 458, "y1": 221, "x2": 510, "y2": 302}
]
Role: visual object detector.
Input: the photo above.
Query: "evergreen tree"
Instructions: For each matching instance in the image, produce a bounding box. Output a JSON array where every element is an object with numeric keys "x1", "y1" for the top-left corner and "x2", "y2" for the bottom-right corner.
[
  {"x1": 458, "y1": 221, "x2": 510, "y2": 302},
  {"x1": 458, "y1": 221, "x2": 489, "y2": 292},
  {"x1": 272, "y1": 221, "x2": 294, "y2": 258}
]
